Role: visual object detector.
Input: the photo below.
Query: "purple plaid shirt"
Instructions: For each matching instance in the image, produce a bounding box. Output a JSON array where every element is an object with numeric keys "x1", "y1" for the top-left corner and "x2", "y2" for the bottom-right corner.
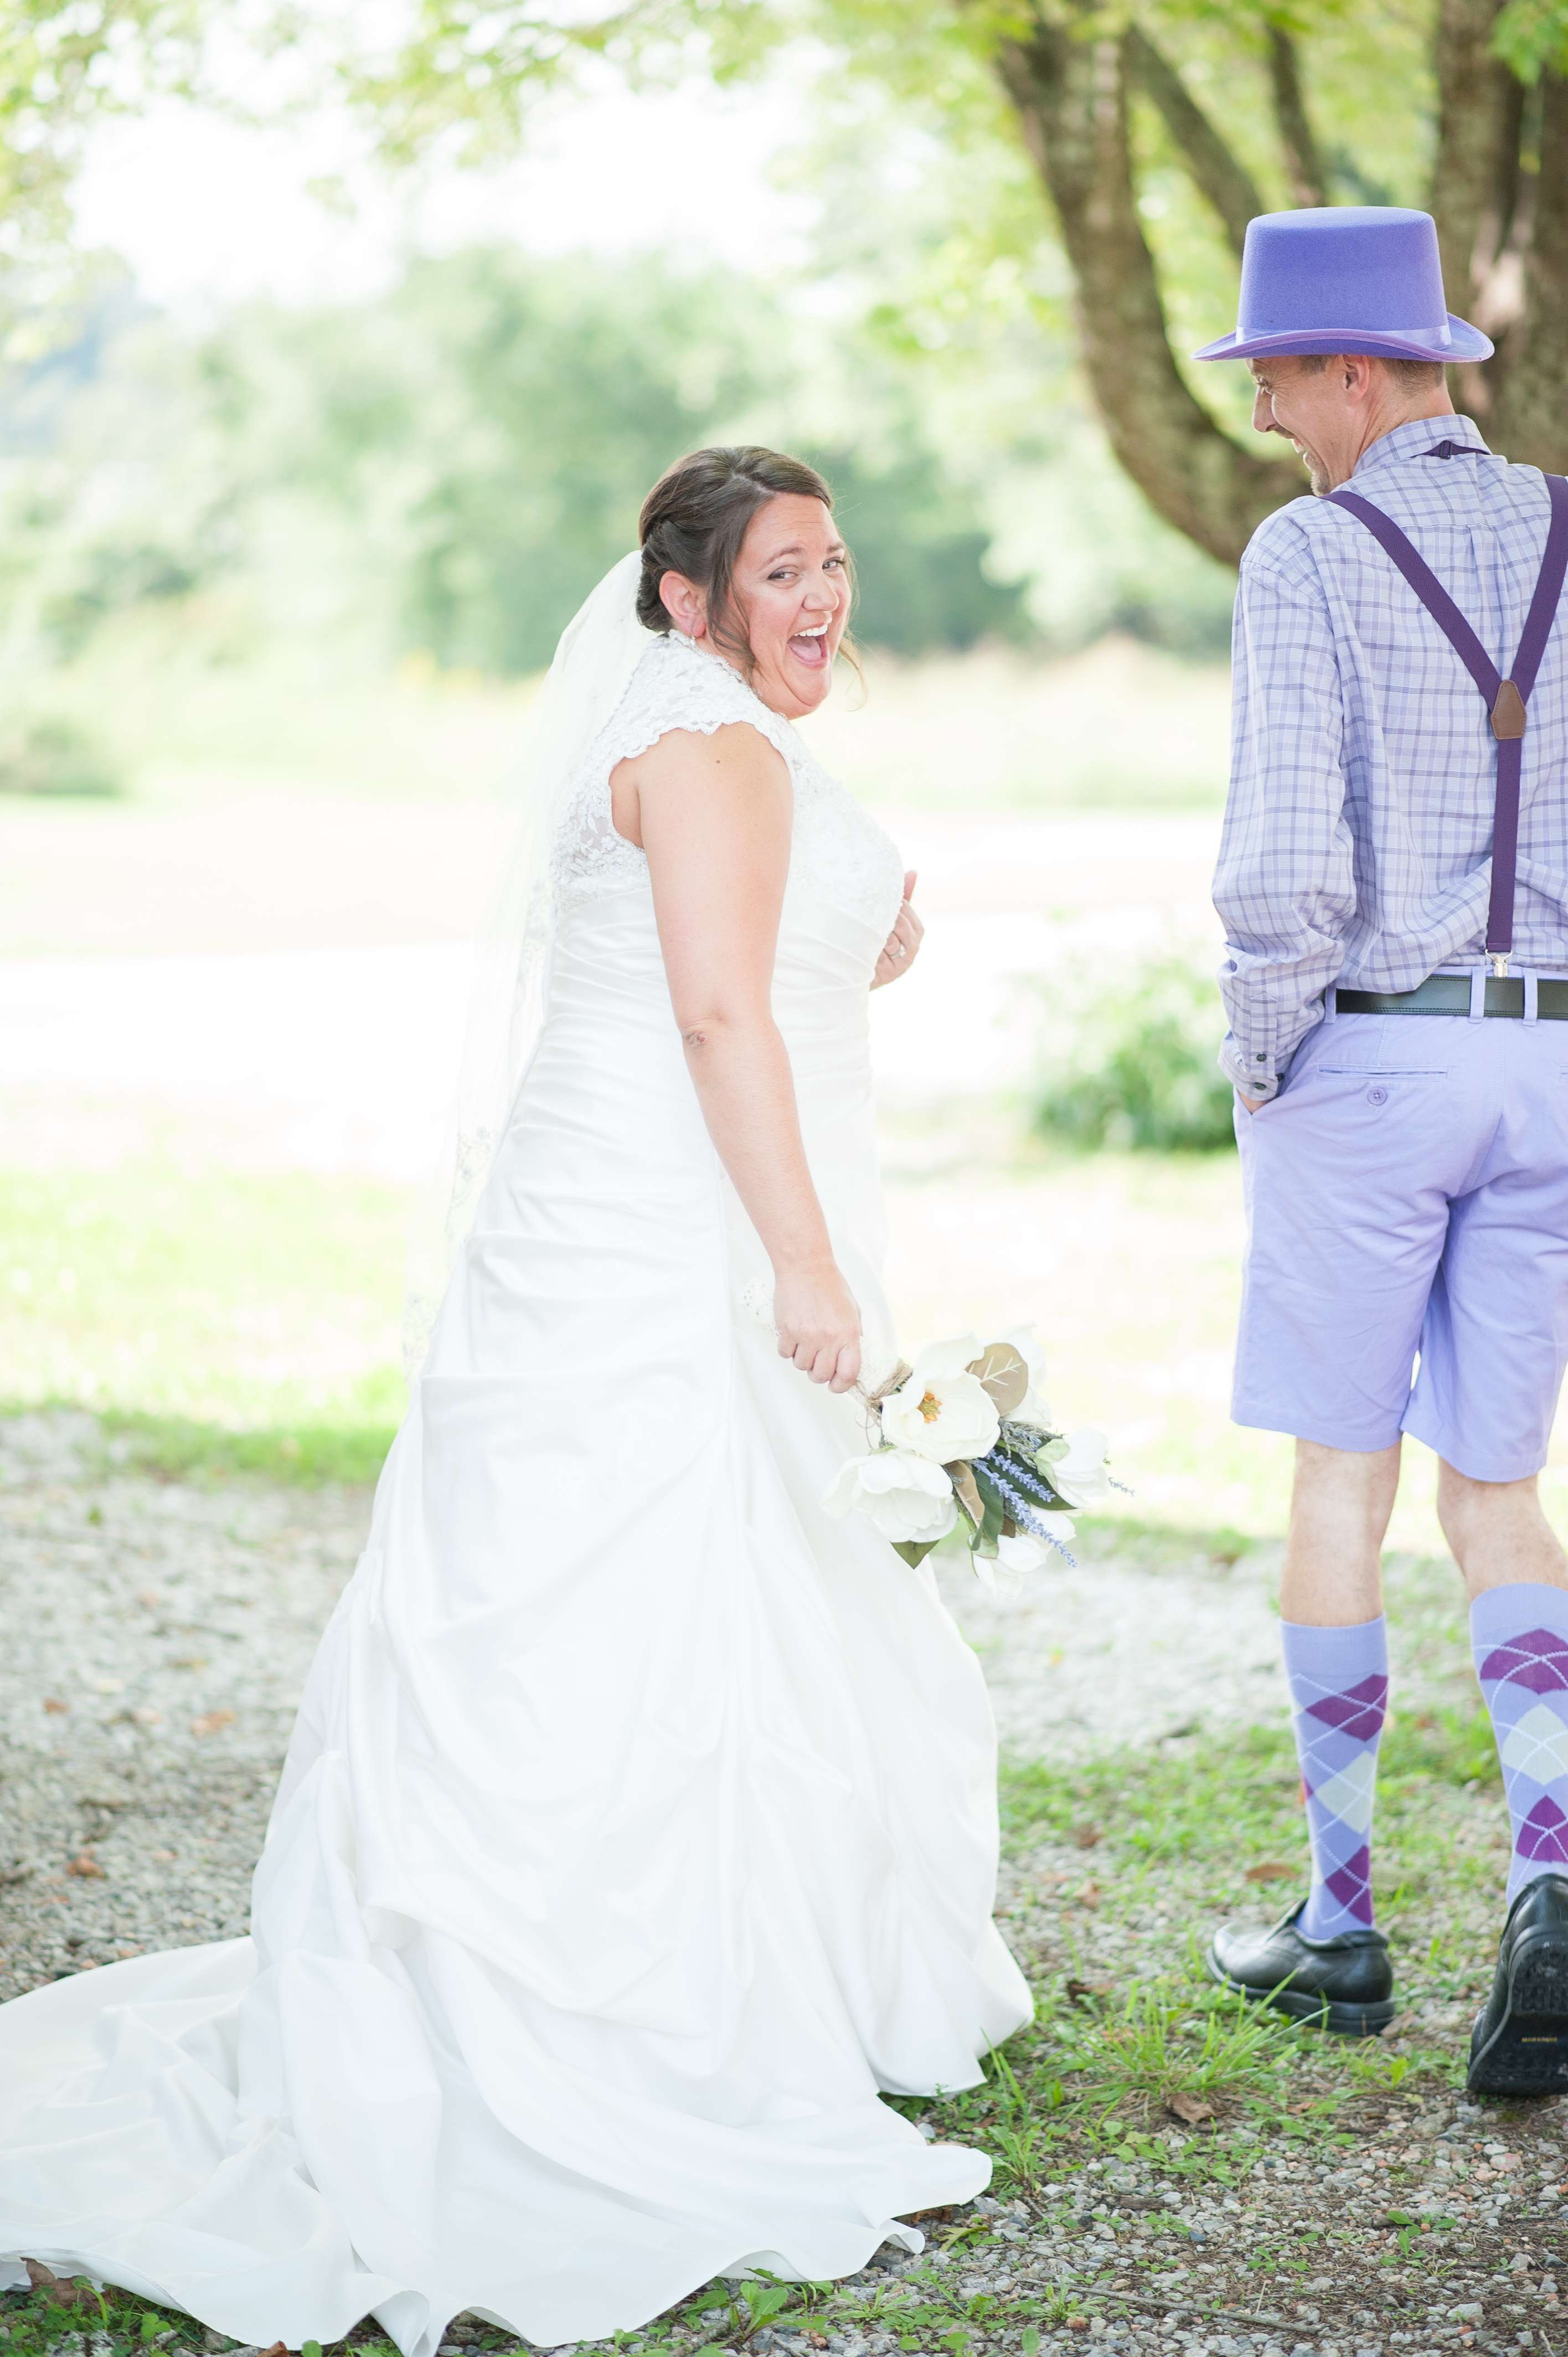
[{"x1": 1214, "y1": 415, "x2": 1568, "y2": 1098}]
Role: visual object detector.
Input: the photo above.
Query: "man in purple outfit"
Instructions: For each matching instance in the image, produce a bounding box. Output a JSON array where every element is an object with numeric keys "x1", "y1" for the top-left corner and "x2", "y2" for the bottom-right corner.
[{"x1": 1197, "y1": 205, "x2": 1568, "y2": 2094}]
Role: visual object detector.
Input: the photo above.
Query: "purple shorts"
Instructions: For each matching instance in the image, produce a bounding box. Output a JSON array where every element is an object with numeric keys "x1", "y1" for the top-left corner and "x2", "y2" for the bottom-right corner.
[{"x1": 1234, "y1": 1001, "x2": 1568, "y2": 1481}]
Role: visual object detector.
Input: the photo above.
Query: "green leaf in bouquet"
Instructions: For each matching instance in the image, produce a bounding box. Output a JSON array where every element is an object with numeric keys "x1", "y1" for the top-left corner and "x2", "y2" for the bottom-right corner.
[
  {"x1": 971, "y1": 1461, "x2": 1007, "y2": 1520},
  {"x1": 945, "y1": 1459, "x2": 984, "y2": 1530},
  {"x1": 893, "y1": 1537, "x2": 938, "y2": 1568},
  {"x1": 966, "y1": 1466, "x2": 1007, "y2": 1558},
  {"x1": 966, "y1": 1341, "x2": 1029, "y2": 1417}
]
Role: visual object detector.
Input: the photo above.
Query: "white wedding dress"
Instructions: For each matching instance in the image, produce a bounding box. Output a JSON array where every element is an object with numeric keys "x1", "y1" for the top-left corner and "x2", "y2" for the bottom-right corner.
[{"x1": 0, "y1": 631, "x2": 1031, "y2": 2354}]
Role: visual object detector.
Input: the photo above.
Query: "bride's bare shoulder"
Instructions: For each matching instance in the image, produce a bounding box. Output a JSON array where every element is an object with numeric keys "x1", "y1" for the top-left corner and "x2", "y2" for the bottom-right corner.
[
  {"x1": 611, "y1": 722, "x2": 790, "y2": 852},
  {"x1": 616, "y1": 719, "x2": 788, "y2": 789}
]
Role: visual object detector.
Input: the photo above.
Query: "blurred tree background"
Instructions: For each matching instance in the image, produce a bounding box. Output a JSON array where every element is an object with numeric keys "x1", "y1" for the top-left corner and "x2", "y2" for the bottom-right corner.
[
  {"x1": 0, "y1": 242, "x2": 1241, "y2": 795},
  {"x1": 22, "y1": 1, "x2": 1566, "y2": 1533},
  {"x1": 5, "y1": 0, "x2": 1568, "y2": 752},
  {"x1": 354, "y1": 0, "x2": 1568, "y2": 560},
  {"x1": 0, "y1": 251, "x2": 1019, "y2": 676}
]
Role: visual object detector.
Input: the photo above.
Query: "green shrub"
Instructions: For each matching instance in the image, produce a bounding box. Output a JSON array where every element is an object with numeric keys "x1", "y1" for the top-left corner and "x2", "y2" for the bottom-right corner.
[
  {"x1": 0, "y1": 716, "x2": 121, "y2": 796},
  {"x1": 1032, "y1": 951, "x2": 1236, "y2": 1152}
]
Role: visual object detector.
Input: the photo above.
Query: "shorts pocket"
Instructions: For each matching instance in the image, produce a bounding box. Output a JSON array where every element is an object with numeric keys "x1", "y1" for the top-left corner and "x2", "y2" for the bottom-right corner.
[
  {"x1": 1246, "y1": 1066, "x2": 1448, "y2": 1131},
  {"x1": 1311, "y1": 1013, "x2": 1450, "y2": 1077},
  {"x1": 1317, "y1": 1061, "x2": 1451, "y2": 1077}
]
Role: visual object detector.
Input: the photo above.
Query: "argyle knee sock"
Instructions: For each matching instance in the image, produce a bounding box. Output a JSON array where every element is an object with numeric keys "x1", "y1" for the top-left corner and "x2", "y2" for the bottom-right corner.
[
  {"x1": 1282, "y1": 1616, "x2": 1389, "y2": 1940},
  {"x1": 1471, "y1": 1583, "x2": 1568, "y2": 1908}
]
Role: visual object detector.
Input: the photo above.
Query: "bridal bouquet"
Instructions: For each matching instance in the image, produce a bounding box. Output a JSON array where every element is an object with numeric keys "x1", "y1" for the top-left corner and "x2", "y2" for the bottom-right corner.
[{"x1": 824, "y1": 1328, "x2": 1110, "y2": 1577}]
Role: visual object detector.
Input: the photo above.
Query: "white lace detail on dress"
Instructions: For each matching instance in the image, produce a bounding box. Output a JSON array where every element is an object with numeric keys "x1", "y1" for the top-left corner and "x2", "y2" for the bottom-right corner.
[
  {"x1": 786, "y1": 745, "x2": 905, "y2": 935},
  {"x1": 550, "y1": 634, "x2": 904, "y2": 935}
]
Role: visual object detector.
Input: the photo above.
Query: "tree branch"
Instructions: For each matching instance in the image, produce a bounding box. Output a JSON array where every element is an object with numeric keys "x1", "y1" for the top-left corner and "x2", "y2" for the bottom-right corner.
[
  {"x1": 1125, "y1": 26, "x2": 1263, "y2": 264},
  {"x1": 1265, "y1": 23, "x2": 1327, "y2": 208},
  {"x1": 1494, "y1": 73, "x2": 1568, "y2": 468},
  {"x1": 1431, "y1": 0, "x2": 1524, "y2": 312},
  {"x1": 994, "y1": 19, "x2": 1288, "y2": 567}
]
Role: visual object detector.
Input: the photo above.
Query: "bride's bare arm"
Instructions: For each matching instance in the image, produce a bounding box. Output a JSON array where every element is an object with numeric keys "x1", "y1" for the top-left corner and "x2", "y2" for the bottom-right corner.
[{"x1": 615, "y1": 722, "x2": 862, "y2": 1393}]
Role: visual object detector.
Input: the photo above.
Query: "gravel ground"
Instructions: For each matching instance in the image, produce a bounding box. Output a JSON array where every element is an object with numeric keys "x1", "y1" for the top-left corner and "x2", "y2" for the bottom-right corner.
[
  {"x1": 0, "y1": 1410, "x2": 1286, "y2": 1991},
  {"x1": 0, "y1": 1411, "x2": 361, "y2": 1998},
  {"x1": 752, "y1": 2111, "x2": 1568, "y2": 2357},
  {"x1": 5, "y1": 1407, "x2": 1567, "y2": 2357},
  {"x1": 935, "y1": 1549, "x2": 1283, "y2": 1758}
]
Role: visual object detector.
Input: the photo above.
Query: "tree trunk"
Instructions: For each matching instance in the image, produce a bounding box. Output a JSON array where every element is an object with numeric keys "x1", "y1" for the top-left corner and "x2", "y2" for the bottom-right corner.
[
  {"x1": 1265, "y1": 26, "x2": 1327, "y2": 209},
  {"x1": 1430, "y1": 0, "x2": 1529, "y2": 425},
  {"x1": 994, "y1": 18, "x2": 1286, "y2": 567},
  {"x1": 1431, "y1": 0, "x2": 1519, "y2": 309},
  {"x1": 1493, "y1": 75, "x2": 1568, "y2": 470}
]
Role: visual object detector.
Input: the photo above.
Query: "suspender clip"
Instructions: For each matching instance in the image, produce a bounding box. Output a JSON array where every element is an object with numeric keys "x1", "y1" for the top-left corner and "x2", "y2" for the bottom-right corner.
[{"x1": 1492, "y1": 953, "x2": 1512, "y2": 978}]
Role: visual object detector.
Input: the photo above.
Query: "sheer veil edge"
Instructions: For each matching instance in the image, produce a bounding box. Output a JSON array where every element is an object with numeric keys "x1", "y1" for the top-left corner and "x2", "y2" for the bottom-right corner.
[{"x1": 403, "y1": 550, "x2": 654, "y2": 1372}]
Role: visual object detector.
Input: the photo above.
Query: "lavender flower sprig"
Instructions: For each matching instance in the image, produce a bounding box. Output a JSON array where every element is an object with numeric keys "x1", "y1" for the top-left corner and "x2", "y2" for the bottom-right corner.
[
  {"x1": 977, "y1": 1462, "x2": 1078, "y2": 1565},
  {"x1": 980, "y1": 1447, "x2": 1066, "y2": 1512}
]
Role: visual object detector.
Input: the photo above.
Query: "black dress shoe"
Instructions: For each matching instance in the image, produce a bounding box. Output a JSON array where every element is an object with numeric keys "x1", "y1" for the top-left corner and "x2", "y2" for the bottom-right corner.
[
  {"x1": 1206, "y1": 1901, "x2": 1395, "y2": 2036},
  {"x1": 1468, "y1": 1874, "x2": 1568, "y2": 2097}
]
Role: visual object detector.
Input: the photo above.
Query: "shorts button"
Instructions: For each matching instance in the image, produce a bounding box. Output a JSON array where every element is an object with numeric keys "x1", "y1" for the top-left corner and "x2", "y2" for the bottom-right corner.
[{"x1": 1367, "y1": 1084, "x2": 1389, "y2": 1106}]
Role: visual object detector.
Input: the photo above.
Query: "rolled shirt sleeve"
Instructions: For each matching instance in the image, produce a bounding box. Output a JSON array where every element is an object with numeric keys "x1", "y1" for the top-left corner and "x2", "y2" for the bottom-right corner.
[{"x1": 1213, "y1": 538, "x2": 1356, "y2": 1100}]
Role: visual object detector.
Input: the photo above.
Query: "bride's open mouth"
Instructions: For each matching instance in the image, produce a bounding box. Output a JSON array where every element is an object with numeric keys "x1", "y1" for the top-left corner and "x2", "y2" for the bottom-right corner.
[{"x1": 789, "y1": 624, "x2": 831, "y2": 669}]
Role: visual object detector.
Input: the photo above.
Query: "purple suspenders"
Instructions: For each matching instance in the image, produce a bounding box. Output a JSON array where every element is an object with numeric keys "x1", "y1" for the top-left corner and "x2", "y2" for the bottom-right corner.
[{"x1": 1328, "y1": 470, "x2": 1568, "y2": 974}]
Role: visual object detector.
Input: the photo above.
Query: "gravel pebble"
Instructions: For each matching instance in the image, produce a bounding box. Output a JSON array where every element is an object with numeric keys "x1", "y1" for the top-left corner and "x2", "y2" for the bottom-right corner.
[{"x1": 0, "y1": 1412, "x2": 361, "y2": 1999}]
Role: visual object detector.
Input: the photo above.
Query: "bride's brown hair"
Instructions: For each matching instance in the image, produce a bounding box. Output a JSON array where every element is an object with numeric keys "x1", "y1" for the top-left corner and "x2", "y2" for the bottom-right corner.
[{"x1": 637, "y1": 446, "x2": 853, "y2": 675}]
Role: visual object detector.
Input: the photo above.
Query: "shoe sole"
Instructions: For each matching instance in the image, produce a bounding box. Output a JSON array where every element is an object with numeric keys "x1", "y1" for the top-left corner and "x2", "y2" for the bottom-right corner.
[
  {"x1": 1467, "y1": 1927, "x2": 1568, "y2": 2097},
  {"x1": 1205, "y1": 1943, "x2": 1395, "y2": 2039}
]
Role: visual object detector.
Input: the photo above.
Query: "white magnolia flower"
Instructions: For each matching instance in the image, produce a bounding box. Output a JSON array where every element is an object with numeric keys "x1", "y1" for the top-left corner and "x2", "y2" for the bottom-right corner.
[
  {"x1": 1040, "y1": 1427, "x2": 1111, "y2": 1509},
  {"x1": 1000, "y1": 1322, "x2": 1053, "y2": 1429},
  {"x1": 824, "y1": 1450, "x2": 958, "y2": 1546},
  {"x1": 881, "y1": 1336, "x2": 1001, "y2": 1465},
  {"x1": 997, "y1": 1516, "x2": 1076, "y2": 1574}
]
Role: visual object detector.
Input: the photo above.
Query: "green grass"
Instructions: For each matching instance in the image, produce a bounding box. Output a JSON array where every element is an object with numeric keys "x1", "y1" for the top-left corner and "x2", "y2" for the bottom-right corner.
[
  {"x1": 16, "y1": 1134, "x2": 1568, "y2": 1552},
  {"x1": 16, "y1": 1121, "x2": 1568, "y2": 1568},
  {"x1": 1001, "y1": 1708, "x2": 1498, "y2": 1870},
  {"x1": 0, "y1": 1162, "x2": 407, "y2": 1480},
  {"x1": 12, "y1": 614, "x2": 537, "y2": 805},
  {"x1": 19, "y1": 614, "x2": 1229, "y2": 819},
  {"x1": 859, "y1": 1710, "x2": 1490, "y2": 2241}
]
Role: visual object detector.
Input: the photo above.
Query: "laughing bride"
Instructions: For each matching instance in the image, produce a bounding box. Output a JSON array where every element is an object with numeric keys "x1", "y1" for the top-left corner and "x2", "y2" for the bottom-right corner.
[{"x1": 0, "y1": 445, "x2": 1032, "y2": 2353}]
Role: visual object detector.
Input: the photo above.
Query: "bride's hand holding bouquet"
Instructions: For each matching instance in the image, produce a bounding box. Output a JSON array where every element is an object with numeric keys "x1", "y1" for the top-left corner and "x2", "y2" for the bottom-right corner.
[
  {"x1": 774, "y1": 1256, "x2": 863, "y2": 1393},
  {"x1": 826, "y1": 1326, "x2": 1112, "y2": 1579}
]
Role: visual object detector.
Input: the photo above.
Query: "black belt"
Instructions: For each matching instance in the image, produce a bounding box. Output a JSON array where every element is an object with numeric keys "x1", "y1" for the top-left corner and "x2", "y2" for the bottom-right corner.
[{"x1": 1337, "y1": 975, "x2": 1568, "y2": 1019}]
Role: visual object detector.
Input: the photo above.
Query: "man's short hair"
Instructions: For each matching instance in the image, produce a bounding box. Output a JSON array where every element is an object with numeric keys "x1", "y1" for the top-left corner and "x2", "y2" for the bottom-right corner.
[{"x1": 1299, "y1": 353, "x2": 1447, "y2": 392}]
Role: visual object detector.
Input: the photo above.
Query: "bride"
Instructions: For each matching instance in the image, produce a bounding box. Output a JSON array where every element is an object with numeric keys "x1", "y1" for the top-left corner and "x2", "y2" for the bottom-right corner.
[{"x1": 0, "y1": 445, "x2": 1032, "y2": 2353}]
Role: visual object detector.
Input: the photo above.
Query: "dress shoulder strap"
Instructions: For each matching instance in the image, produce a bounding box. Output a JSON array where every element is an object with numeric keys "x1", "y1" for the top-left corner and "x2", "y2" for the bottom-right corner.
[{"x1": 592, "y1": 633, "x2": 799, "y2": 778}]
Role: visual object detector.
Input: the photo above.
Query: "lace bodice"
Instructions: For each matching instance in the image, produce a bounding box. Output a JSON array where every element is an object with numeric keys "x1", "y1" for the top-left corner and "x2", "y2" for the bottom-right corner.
[{"x1": 549, "y1": 634, "x2": 905, "y2": 936}]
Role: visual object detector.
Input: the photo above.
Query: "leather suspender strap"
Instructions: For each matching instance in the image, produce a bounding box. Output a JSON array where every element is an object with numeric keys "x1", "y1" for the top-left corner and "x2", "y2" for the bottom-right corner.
[{"x1": 1327, "y1": 472, "x2": 1568, "y2": 968}]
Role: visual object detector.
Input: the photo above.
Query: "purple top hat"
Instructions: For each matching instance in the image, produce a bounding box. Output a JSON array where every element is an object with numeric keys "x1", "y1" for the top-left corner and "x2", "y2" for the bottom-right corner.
[{"x1": 1193, "y1": 205, "x2": 1493, "y2": 364}]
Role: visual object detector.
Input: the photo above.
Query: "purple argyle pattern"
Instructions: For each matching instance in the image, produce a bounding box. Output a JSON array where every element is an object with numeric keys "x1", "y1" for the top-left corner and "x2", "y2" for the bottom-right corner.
[
  {"x1": 1282, "y1": 1616, "x2": 1390, "y2": 1939},
  {"x1": 1471, "y1": 1584, "x2": 1568, "y2": 1906}
]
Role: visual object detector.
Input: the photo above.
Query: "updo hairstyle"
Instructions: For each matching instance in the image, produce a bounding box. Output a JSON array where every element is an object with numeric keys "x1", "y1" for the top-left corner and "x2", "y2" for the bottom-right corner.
[{"x1": 637, "y1": 446, "x2": 843, "y2": 673}]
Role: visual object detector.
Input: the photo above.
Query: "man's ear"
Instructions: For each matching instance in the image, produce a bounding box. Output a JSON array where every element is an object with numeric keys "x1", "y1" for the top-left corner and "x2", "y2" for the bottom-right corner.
[{"x1": 658, "y1": 570, "x2": 706, "y2": 639}]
